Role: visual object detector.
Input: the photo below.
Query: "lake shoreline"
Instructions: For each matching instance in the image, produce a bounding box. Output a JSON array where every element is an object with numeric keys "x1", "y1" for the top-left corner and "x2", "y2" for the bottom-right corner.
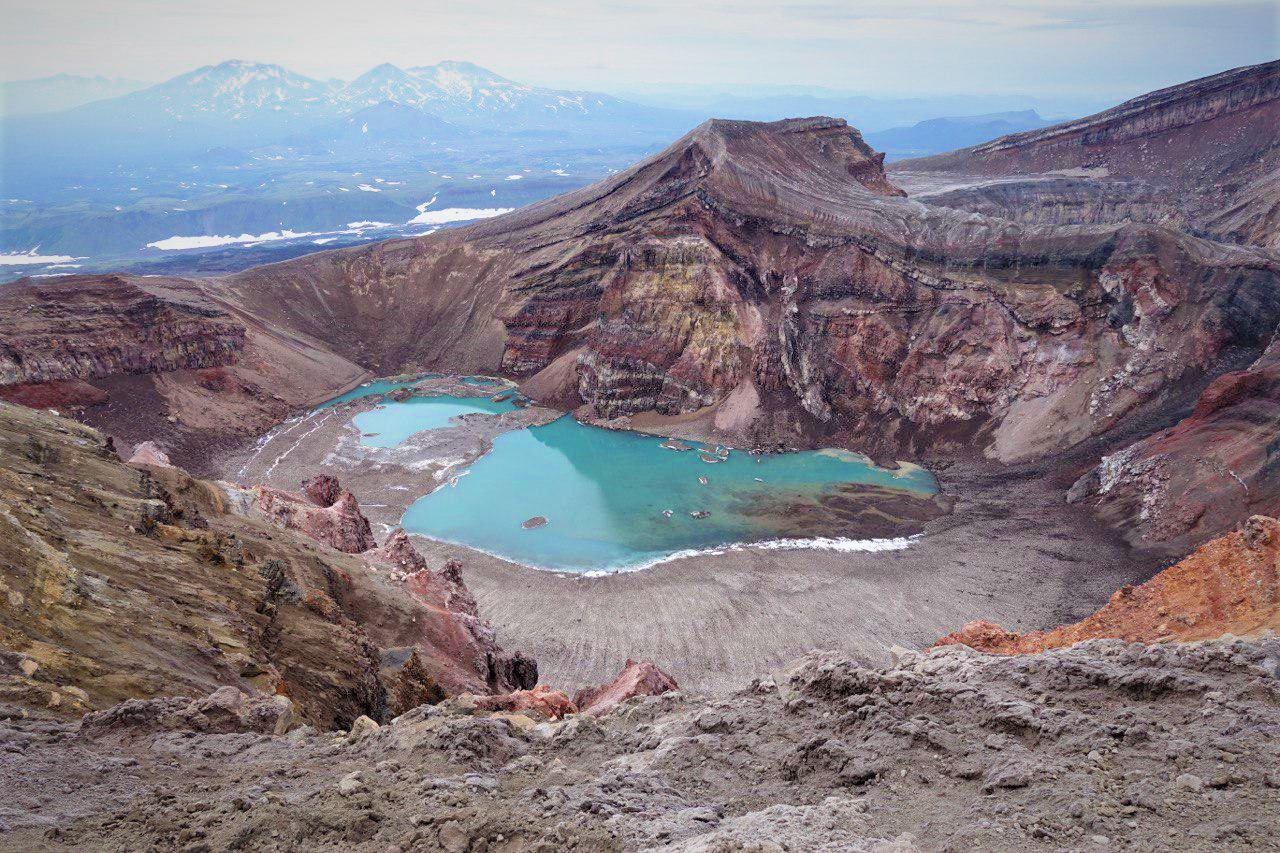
[
  {"x1": 217, "y1": 372, "x2": 1158, "y2": 695},
  {"x1": 416, "y1": 455, "x2": 1159, "y2": 694},
  {"x1": 227, "y1": 373, "x2": 946, "y2": 570}
]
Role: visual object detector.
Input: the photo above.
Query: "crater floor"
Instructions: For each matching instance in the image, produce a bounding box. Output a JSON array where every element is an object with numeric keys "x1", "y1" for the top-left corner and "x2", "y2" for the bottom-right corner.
[{"x1": 223, "y1": 377, "x2": 1150, "y2": 693}]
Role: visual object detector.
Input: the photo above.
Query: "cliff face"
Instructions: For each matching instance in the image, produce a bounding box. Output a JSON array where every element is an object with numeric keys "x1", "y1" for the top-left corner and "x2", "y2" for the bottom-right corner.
[
  {"x1": 0, "y1": 276, "x2": 245, "y2": 386},
  {"x1": 896, "y1": 60, "x2": 1280, "y2": 251},
  {"x1": 901, "y1": 61, "x2": 1279, "y2": 180},
  {"x1": 1069, "y1": 333, "x2": 1280, "y2": 551},
  {"x1": 0, "y1": 275, "x2": 368, "y2": 471},
  {"x1": 3, "y1": 78, "x2": 1279, "y2": 549},
  {"x1": 209, "y1": 116, "x2": 1280, "y2": 472},
  {"x1": 0, "y1": 403, "x2": 531, "y2": 725}
]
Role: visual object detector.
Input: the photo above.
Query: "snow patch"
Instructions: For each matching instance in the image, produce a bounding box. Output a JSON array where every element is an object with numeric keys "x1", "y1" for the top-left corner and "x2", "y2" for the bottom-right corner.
[
  {"x1": 0, "y1": 250, "x2": 84, "y2": 266},
  {"x1": 146, "y1": 230, "x2": 313, "y2": 251},
  {"x1": 407, "y1": 207, "x2": 513, "y2": 225}
]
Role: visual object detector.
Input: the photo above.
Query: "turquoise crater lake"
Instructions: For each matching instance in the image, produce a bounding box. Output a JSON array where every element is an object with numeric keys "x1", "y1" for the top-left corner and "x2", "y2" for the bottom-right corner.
[{"x1": 345, "y1": 393, "x2": 939, "y2": 573}]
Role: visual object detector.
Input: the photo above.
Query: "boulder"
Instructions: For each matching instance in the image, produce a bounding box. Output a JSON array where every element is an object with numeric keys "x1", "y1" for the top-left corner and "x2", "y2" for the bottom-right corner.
[
  {"x1": 475, "y1": 685, "x2": 576, "y2": 720},
  {"x1": 127, "y1": 441, "x2": 173, "y2": 468},
  {"x1": 301, "y1": 474, "x2": 343, "y2": 508},
  {"x1": 366, "y1": 528, "x2": 430, "y2": 577},
  {"x1": 573, "y1": 659, "x2": 678, "y2": 716},
  {"x1": 253, "y1": 480, "x2": 376, "y2": 553},
  {"x1": 80, "y1": 687, "x2": 295, "y2": 738}
]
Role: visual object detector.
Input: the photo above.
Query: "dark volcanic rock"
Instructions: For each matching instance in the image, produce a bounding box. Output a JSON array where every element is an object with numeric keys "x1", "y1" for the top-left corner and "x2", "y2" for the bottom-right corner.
[
  {"x1": 7, "y1": 636, "x2": 1278, "y2": 850},
  {"x1": 0, "y1": 378, "x2": 108, "y2": 411}
]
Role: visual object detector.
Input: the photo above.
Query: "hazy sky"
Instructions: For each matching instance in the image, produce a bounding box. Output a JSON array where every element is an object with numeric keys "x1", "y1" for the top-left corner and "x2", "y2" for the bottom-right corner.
[{"x1": 2, "y1": 0, "x2": 1275, "y2": 98}]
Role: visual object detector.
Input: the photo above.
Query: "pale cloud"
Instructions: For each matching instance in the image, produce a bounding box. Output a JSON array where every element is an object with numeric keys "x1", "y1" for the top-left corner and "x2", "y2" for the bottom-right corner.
[{"x1": 0, "y1": 0, "x2": 1273, "y2": 99}]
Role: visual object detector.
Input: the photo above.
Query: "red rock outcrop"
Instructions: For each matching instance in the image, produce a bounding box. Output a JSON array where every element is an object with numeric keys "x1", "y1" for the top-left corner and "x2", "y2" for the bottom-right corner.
[
  {"x1": 301, "y1": 473, "x2": 343, "y2": 508},
  {"x1": 252, "y1": 478, "x2": 376, "y2": 553},
  {"x1": 1068, "y1": 333, "x2": 1280, "y2": 553},
  {"x1": 0, "y1": 378, "x2": 107, "y2": 411},
  {"x1": 573, "y1": 659, "x2": 678, "y2": 716},
  {"x1": 474, "y1": 684, "x2": 577, "y2": 720},
  {"x1": 365, "y1": 527, "x2": 430, "y2": 576},
  {"x1": 362, "y1": 532, "x2": 537, "y2": 696},
  {"x1": 937, "y1": 516, "x2": 1280, "y2": 654}
]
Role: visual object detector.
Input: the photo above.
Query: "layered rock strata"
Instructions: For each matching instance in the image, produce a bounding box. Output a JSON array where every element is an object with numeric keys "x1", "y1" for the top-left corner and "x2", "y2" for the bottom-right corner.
[
  {"x1": 0, "y1": 276, "x2": 245, "y2": 386},
  {"x1": 252, "y1": 479, "x2": 377, "y2": 553},
  {"x1": 4, "y1": 636, "x2": 1277, "y2": 849},
  {"x1": 897, "y1": 60, "x2": 1280, "y2": 250},
  {"x1": 0, "y1": 65, "x2": 1277, "y2": 551}
]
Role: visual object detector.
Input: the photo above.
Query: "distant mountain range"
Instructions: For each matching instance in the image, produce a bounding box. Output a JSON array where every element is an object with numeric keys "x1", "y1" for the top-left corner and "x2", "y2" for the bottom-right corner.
[
  {"x1": 615, "y1": 88, "x2": 1099, "y2": 133},
  {"x1": 864, "y1": 110, "x2": 1052, "y2": 161},
  {"x1": 0, "y1": 59, "x2": 1081, "y2": 275},
  {"x1": 5, "y1": 59, "x2": 689, "y2": 154},
  {"x1": 0, "y1": 74, "x2": 151, "y2": 115}
]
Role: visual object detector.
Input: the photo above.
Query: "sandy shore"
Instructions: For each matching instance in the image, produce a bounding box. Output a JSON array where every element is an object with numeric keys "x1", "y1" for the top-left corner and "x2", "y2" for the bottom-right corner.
[
  {"x1": 221, "y1": 377, "x2": 1162, "y2": 695},
  {"x1": 410, "y1": 459, "x2": 1158, "y2": 693}
]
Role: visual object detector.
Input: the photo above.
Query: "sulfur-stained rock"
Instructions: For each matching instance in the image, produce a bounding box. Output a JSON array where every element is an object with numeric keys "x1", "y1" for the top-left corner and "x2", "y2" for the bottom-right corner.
[
  {"x1": 0, "y1": 403, "x2": 531, "y2": 727},
  {"x1": 936, "y1": 516, "x2": 1280, "y2": 653}
]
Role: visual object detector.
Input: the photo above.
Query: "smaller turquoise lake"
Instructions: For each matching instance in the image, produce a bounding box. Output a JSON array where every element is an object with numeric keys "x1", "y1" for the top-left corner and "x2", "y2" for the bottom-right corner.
[
  {"x1": 343, "y1": 393, "x2": 937, "y2": 573},
  {"x1": 318, "y1": 376, "x2": 442, "y2": 409},
  {"x1": 354, "y1": 395, "x2": 517, "y2": 447}
]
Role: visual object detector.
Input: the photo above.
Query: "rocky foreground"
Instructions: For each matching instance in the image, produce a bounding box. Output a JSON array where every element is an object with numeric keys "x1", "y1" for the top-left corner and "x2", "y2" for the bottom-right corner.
[{"x1": 2, "y1": 637, "x2": 1278, "y2": 851}]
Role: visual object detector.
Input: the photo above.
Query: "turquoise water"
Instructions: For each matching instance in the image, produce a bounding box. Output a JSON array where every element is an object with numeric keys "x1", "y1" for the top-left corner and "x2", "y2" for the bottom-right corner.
[
  {"x1": 368, "y1": 397, "x2": 936, "y2": 572},
  {"x1": 459, "y1": 376, "x2": 507, "y2": 388},
  {"x1": 317, "y1": 375, "x2": 441, "y2": 409},
  {"x1": 352, "y1": 394, "x2": 518, "y2": 447}
]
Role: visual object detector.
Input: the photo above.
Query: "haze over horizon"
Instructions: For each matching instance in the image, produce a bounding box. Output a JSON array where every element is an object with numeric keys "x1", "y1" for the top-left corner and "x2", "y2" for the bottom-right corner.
[{"x1": 2, "y1": 0, "x2": 1275, "y2": 101}]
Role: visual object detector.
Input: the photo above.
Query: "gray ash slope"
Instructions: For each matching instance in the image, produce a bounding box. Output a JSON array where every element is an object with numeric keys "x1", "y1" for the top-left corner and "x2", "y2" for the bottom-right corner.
[{"x1": 3, "y1": 637, "x2": 1278, "y2": 851}]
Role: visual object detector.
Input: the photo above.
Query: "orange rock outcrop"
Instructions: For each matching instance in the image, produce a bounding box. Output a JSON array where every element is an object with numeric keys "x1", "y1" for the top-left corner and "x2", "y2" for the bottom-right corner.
[{"x1": 938, "y1": 516, "x2": 1280, "y2": 654}]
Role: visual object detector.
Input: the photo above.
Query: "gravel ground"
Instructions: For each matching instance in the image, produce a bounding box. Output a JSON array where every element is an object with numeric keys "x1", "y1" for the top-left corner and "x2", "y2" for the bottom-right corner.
[{"x1": 3, "y1": 636, "x2": 1278, "y2": 851}]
